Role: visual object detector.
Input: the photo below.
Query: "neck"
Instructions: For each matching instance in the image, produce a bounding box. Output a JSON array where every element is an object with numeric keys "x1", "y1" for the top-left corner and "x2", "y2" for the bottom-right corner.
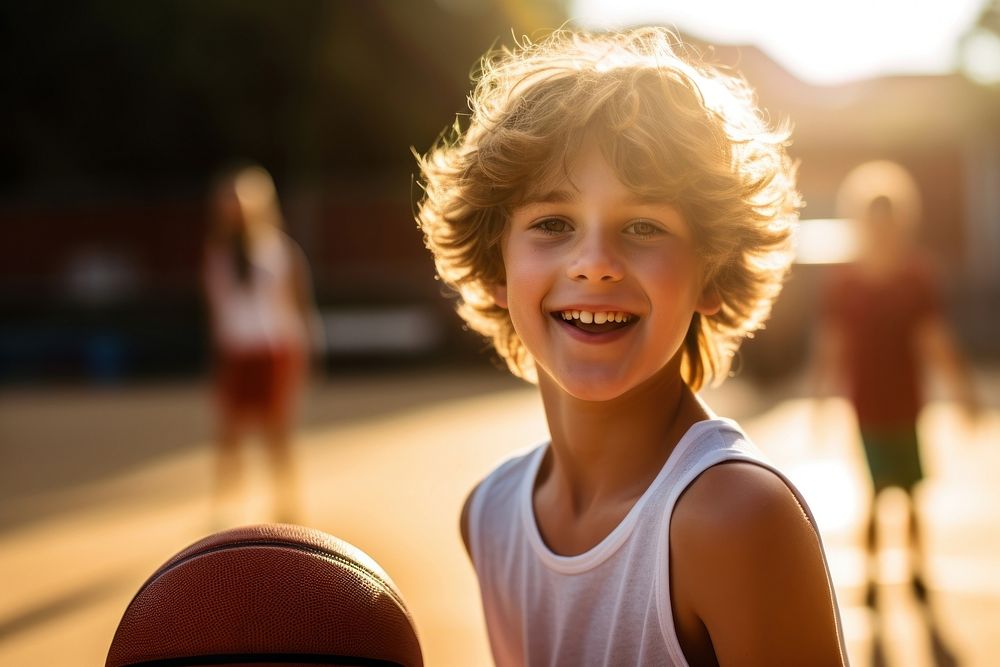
[{"x1": 535, "y1": 358, "x2": 713, "y2": 510}]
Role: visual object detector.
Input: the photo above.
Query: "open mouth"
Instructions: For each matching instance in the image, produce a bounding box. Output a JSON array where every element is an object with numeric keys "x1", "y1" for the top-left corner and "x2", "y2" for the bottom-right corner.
[{"x1": 551, "y1": 309, "x2": 639, "y2": 334}]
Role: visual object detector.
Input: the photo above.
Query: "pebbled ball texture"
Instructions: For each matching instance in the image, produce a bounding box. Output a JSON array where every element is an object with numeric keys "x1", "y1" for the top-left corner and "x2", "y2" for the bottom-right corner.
[{"x1": 106, "y1": 524, "x2": 423, "y2": 667}]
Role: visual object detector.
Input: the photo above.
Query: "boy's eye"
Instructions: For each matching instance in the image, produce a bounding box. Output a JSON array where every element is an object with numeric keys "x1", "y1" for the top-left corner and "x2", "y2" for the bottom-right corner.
[
  {"x1": 625, "y1": 219, "x2": 664, "y2": 238},
  {"x1": 533, "y1": 217, "x2": 571, "y2": 234}
]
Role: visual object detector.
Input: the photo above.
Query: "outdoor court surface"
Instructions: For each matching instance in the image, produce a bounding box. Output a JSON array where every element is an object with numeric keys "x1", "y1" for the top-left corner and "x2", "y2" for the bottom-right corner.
[{"x1": 1, "y1": 367, "x2": 998, "y2": 666}]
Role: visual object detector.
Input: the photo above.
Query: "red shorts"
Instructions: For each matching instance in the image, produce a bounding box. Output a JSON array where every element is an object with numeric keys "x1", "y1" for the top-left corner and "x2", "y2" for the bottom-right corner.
[{"x1": 215, "y1": 345, "x2": 304, "y2": 424}]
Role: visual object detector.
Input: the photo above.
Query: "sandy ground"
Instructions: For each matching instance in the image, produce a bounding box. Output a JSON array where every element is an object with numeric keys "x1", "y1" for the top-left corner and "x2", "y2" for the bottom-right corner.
[{"x1": 1, "y1": 367, "x2": 998, "y2": 666}]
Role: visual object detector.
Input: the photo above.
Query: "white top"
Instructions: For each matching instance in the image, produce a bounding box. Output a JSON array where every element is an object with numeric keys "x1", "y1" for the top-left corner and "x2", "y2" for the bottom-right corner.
[
  {"x1": 203, "y1": 231, "x2": 307, "y2": 351},
  {"x1": 467, "y1": 418, "x2": 847, "y2": 666}
]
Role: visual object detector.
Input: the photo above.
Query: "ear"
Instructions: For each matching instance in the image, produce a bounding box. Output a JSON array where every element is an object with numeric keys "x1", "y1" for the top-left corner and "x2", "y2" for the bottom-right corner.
[
  {"x1": 695, "y1": 284, "x2": 721, "y2": 316},
  {"x1": 491, "y1": 282, "x2": 509, "y2": 309}
]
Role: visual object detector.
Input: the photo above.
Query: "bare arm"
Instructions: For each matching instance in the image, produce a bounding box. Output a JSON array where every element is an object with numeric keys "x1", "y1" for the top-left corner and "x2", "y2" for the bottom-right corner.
[
  {"x1": 808, "y1": 321, "x2": 846, "y2": 401},
  {"x1": 285, "y1": 236, "x2": 325, "y2": 359},
  {"x1": 805, "y1": 321, "x2": 850, "y2": 449},
  {"x1": 459, "y1": 482, "x2": 481, "y2": 560},
  {"x1": 289, "y1": 241, "x2": 316, "y2": 322},
  {"x1": 917, "y1": 316, "x2": 980, "y2": 418},
  {"x1": 671, "y1": 462, "x2": 846, "y2": 667}
]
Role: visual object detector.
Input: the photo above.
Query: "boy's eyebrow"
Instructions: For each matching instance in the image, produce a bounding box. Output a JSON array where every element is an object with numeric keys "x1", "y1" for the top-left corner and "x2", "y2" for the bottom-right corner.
[
  {"x1": 519, "y1": 189, "x2": 671, "y2": 207},
  {"x1": 519, "y1": 189, "x2": 578, "y2": 205}
]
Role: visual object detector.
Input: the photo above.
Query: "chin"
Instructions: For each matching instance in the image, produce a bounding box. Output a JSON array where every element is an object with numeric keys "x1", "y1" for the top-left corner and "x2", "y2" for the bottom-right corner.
[
  {"x1": 549, "y1": 366, "x2": 644, "y2": 403},
  {"x1": 541, "y1": 352, "x2": 684, "y2": 403}
]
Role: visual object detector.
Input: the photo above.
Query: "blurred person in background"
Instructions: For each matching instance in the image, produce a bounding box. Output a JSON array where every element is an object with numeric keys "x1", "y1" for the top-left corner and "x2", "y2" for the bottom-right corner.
[
  {"x1": 812, "y1": 160, "x2": 979, "y2": 661},
  {"x1": 203, "y1": 165, "x2": 321, "y2": 525}
]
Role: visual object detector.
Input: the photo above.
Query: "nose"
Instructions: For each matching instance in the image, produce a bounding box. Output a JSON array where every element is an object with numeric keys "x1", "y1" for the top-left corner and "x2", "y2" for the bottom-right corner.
[{"x1": 567, "y1": 230, "x2": 624, "y2": 283}]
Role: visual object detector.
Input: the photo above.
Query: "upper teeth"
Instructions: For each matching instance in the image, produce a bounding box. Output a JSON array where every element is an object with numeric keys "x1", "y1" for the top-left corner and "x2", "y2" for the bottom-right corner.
[{"x1": 559, "y1": 310, "x2": 632, "y2": 323}]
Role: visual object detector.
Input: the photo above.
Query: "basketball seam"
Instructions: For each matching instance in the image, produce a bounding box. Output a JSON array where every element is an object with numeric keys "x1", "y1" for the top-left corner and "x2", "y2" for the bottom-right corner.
[{"x1": 138, "y1": 540, "x2": 411, "y2": 619}]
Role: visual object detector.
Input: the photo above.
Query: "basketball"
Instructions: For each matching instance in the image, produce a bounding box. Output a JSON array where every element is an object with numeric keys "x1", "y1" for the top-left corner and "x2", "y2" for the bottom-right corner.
[{"x1": 106, "y1": 524, "x2": 423, "y2": 667}]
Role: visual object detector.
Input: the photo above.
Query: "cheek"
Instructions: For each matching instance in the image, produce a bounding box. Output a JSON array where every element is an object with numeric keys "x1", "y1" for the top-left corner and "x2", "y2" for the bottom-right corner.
[
  {"x1": 503, "y1": 244, "x2": 551, "y2": 298},
  {"x1": 649, "y1": 280, "x2": 705, "y2": 330},
  {"x1": 643, "y1": 252, "x2": 700, "y2": 299}
]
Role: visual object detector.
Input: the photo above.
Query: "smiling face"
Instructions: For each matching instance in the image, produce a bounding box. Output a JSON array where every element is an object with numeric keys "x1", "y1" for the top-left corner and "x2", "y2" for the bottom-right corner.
[{"x1": 494, "y1": 144, "x2": 720, "y2": 402}]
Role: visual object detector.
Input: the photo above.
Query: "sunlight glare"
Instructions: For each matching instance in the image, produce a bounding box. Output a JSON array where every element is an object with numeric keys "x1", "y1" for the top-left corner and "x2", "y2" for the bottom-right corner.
[
  {"x1": 785, "y1": 460, "x2": 863, "y2": 534},
  {"x1": 961, "y1": 27, "x2": 1000, "y2": 85},
  {"x1": 793, "y1": 218, "x2": 859, "y2": 265},
  {"x1": 570, "y1": 0, "x2": 983, "y2": 85}
]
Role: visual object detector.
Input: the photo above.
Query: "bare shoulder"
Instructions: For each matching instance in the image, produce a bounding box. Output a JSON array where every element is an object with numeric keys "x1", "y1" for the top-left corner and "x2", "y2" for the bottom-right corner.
[
  {"x1": 671, "y1": 461, "x2": 822, "y2": 605},
  {"x1": 459, "y1": 480, "x2": 483, "y2": 560},
  {"x1": 671, "y1": 461, "x2": 845, "y2": 666},
  {"x1": 672, "y1": 461, "x2": 813, "y2": 546}
]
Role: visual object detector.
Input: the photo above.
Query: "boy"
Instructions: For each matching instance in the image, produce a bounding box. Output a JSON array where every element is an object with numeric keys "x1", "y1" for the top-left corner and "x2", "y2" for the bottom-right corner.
[
  {"x1": 417, "y1": 28, "x2": 847, "y2": 666},
  {"x1": 814, "y1": 161, "x2": 978, "y2": 661}
]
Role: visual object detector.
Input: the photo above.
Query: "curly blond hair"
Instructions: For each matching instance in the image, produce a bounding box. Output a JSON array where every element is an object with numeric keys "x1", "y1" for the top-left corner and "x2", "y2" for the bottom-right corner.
[{"x1": 416, "y1": 27, "x2": 799, "y2": 390}]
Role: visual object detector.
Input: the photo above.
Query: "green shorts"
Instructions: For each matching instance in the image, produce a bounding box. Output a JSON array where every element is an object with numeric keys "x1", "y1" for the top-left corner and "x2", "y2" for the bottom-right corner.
[{"x1": 859, "y1": 426, "x2": 924, "y2": 493}]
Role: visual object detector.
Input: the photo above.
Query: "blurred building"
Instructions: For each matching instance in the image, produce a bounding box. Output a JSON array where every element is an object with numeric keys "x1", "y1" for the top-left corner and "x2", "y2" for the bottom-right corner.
[{"x1": 692, "y1": 40, "x2": 1000, "y2": 379}]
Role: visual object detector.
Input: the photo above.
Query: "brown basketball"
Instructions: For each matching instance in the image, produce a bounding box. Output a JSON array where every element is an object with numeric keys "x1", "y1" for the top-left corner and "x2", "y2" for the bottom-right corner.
[{"x1": 106, "y1": 524, "x2": 423, "y2": 667}]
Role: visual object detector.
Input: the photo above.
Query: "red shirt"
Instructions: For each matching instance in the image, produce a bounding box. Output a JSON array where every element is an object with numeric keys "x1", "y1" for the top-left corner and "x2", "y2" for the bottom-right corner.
[{"x1": 822, "y1": 258, "x2": 940, "y2": 429}]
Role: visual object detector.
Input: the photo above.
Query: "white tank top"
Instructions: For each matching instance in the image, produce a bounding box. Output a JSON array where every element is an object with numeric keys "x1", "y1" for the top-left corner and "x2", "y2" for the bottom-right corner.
[
  {"x1": 203, "y1": 232, "x2": 306, "y2": 351},
  {"x1": 467, "y1": 418, "x2": 847, "y2": 666}
]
